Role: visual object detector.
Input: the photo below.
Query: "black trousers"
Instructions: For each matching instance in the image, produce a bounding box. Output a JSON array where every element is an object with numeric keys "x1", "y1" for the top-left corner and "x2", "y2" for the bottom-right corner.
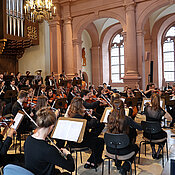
[
  {"x1": 69, "y1": 135, "x2": 104, "y2": 165},
  {"x1": 0, "y1": 154, "x2": 25, "y2": 167}
]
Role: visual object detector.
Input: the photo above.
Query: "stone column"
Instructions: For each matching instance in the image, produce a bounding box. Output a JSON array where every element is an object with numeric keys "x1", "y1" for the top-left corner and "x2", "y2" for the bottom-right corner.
[
  {"x1": 123, "y1": 2, "x2": 141, "y2": 88},
  {"x1": 91, "y1": 46, "x2": 100, "y2": 88},
  {"x1": 137, "y1": 31, "x2": 145, "y2": 90},
  {"x1": 49, "y1": 8, "x2": 62, "y2": 76},
  {"x1": 62, "y1": 2, "x2": 74, "y2": 78},
  {"x1": 73, "y1": 39, "x2": 83, "y2": 74}
]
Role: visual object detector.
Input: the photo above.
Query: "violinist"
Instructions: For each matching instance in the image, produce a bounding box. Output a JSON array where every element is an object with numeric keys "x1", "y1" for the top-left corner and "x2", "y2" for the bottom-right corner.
[
  {"x1": 67, "y1": 86, "x2": 80, "y2": 106},
  {"x1": 12, "y1": 90, "x2": 34, "y2": 135},
  {"x1": 56, "y1": 87, "x2": 67, "y2": 98},
  {"x1": 144, "y1": 83, "x2": 155, "y2": 98},
  {"x1": 127, "y1": 87, "x2": 135, "y2": 98},
  {"x1": 0, "y1": 102, "x2": 24, "y2": 167},
  {"x1": 47, "y1": 89, "x2": 55, "y2": 106},
  {"x1": 24, "y1": 107, "x2": 75, "y2": 175},
  {"x1": 67, "y1": 97, "x2": 104, "y2": 169}
]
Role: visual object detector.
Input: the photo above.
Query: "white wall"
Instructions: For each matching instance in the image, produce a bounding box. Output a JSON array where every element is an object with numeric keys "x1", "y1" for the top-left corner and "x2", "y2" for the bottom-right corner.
[
  {"x1": 81, "y1": 30, "x2": 92, "y2": 85},
  {"x1": 19, "y1": 21, "x2": 50, "y2": 79}
]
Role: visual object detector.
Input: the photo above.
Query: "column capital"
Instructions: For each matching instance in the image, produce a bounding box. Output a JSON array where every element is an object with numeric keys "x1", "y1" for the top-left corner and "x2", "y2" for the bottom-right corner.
[
  {"x1": 63, "y1": 17, "x2": 72, "y2": 24},
  {"x1": 72, "y1": 39, "x2": 83, "y2": 46},
  {"x1": 49, "y1": 17, "x2": 61, "y2": 27},
  {"x1": 124, "y1": 1, "x2": 136, "y2": 12}
]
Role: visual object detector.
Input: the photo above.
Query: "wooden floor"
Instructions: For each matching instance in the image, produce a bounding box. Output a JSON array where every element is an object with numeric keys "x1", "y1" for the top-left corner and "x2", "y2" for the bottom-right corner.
[{"x1": 7, "y1": 117, "x2": 175, "y2": 175}]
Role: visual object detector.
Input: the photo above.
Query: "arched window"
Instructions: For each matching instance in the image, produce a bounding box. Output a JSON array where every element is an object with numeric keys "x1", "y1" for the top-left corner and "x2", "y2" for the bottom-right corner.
[
  {"x1": 111, "y1": 32, "x2": 124, "y2": 83},
  {"x1": 163, "y1": 26, "x2": 175, "y2": 82}
]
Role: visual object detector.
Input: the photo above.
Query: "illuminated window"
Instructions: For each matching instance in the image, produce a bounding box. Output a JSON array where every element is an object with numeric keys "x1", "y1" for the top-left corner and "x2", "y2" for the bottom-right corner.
[
  {"x1": 111, "y1": 32, "x2": 124, "y2": 83},
  {"x1": 163, "y1": 26, "x2": 175, "y2": 82}
]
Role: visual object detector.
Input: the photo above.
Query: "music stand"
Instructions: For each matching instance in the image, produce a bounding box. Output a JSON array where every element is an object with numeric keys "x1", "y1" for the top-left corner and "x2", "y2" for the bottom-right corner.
[
  {"x1": 4, "y1": 90, "x2": 17, "y2": 104},
  {"x1": 54, "y1": 98, "x2": 67, "y2": 109}
]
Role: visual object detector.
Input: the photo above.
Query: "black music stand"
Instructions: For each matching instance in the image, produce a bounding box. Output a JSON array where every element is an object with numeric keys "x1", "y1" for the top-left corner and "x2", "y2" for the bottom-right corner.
[{"x1": 4, "y1": 90, "x2": 17, "y2": 104}]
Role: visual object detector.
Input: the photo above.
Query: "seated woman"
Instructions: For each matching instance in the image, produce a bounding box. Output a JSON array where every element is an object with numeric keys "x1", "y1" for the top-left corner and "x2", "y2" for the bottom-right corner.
[
  {"x1": 67, "y1": 97, "x2": 104, "y2": 169},
  {"x1": 107, "y1": 98, "x2": 142, "y2": 175},
  {"x1": 24, "y1": 107, "x2": 74, "y2": 175},
  {"x1": 144, "y1": 93, "x2": 170, "y2": 159}
]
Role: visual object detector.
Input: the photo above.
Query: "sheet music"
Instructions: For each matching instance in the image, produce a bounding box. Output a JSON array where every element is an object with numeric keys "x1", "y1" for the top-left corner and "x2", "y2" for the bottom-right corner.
[
  {"x1": 11, "y1": 112, "x2": 24, "y2": 130},
  {"x1": 52, "y1": 120, "x2": 83, "y2": 142},
  {"x1": 103, "y1": 108, "x2": 112, "y2": 123}
]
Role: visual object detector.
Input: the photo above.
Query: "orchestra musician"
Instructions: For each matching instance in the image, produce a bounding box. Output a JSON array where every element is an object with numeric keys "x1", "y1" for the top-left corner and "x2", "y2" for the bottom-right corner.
[
  {"x1": 126, "y1": 87, "x2": 135, "y2": 98},
  {"x1": 73, "y1": 73, "x2": 81, "y2": 81},
  {"x1": 0, "y1": 73, "x2": 4, "y2": 82},
  {"x1": 67, "y1": 97, "x2": 104, "y2": 169},
  {"x1": 67, "y1": 86, "x2": 80, "y2": 105},
  {"x1": 7, "y1": 78, "x2": 19, "y2": 93},
  {"x1": 0, "y1": 102, "x2": 24, "y2": 167},
  {"x1": 144, "y1": 83, "x2": 156, "y2": 98},
  {"x1": 144, "y1": 94, "x2": 172, "y2": 159},
  {"x1": 45, "y1": 75, "x2": 55, "y2": 87},
  {"x1": 0, "y1": 81, "x2": 6, "y2": 100},
  {"x1": 24, "y1": 107, "x2": 75, "y2": 175},
  {"x1": 47, "y1": 89, "x2": 55, "y2": 107},
  {"x1": 15, "y1": 72, "x2": 22, "y2": 88},
  {"x1": 164, "y1": 82, "x2": 172, "y2": 92},
  {"x1": 107, "y1": 97, "x2": 142, "y2": 174}
]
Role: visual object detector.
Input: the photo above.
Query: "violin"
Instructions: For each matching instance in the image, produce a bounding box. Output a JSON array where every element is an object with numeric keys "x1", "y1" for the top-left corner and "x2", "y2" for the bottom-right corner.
[{"x1": 0, "y1": 115, "x2": 14, "y2": 136}]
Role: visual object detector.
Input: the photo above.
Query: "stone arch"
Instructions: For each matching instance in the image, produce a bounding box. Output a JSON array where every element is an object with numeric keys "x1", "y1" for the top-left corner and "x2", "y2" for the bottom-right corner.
[
  {"x1": 137, "y1": 0, "x2": 172, "y2": 31},
  {"x1": 73, "y1": 10, "x2": 126, "y2": 41},
  {"x1": 85, "y1": 23, "x2": 99, "y2": 47},
  {"x1": 151, "y1": 14, "x2": 175, "y2": 88}
]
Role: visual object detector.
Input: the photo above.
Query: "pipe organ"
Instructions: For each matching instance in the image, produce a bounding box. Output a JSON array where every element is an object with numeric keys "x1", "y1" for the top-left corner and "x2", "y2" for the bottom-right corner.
[{"x1": 0, "y1": 0, "x2": 39, "y2": 73}]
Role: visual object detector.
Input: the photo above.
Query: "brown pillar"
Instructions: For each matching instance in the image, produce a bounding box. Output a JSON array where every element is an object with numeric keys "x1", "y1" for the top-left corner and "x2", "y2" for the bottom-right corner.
[
  {"x1": 91, "y1": 46, "x2": 100, "y2": 88},
  {"x1": 123, "y1": 2, "x2": 141, "y2": 88},
  {"x1": 49, "y1": 18, "x2": 62, "y2": 75}
]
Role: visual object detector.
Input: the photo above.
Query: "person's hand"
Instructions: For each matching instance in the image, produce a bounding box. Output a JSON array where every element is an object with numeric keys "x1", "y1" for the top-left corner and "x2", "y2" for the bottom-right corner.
[
  {"x1": 30, "y1": 112, "x2": 34, "y2": 117},
  {"x1": 7, "y1": 128, "x2": 16, "y2": 138},
  {"x1": 61, "y1": 148, "x2": 70, "y2": 156}
]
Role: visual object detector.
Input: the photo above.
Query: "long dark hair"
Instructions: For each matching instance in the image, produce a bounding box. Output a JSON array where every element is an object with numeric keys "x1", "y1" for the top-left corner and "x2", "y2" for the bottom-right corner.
[{"x1": 107, "y1": 99, "x2": 129, "y2": 134}]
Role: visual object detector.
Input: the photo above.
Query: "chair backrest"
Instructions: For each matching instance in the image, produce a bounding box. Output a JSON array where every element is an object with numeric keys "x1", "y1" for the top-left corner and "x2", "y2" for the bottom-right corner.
[
  {"x1": 141, "y1": 121, "x2": 162, "y2": 134},
  {"x1": 3, "y1": 164, "x2": 34, "y2": 175},
  {"x1": 104, "y1": 133, "x2": 130, "y2": 150}
]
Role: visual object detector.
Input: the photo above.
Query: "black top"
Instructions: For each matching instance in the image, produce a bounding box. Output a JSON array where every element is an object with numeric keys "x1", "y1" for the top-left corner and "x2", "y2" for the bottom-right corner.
[
  {"x1": 0, "y1": 134, "x2": 12, "y2": 156},
  {"x1": 12, "y1": 101, "x2": 22, "y2": 116},
  {"x1": 0, "y1": 134, "x2": 12, "y2": 165},
  {"x1": 83, "y1": 100, "x2": 100, "y2": 109},
  {"x1": 24, "y1": 136, "x2": 74, "y2": 175},
  {"x1": 144, "y1": 106, "x2": 165, "y2": 122}
]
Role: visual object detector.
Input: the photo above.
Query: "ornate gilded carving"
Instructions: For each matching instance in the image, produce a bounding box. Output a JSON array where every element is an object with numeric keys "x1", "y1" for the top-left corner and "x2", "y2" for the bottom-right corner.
[
  {"x1": 27, "y1": 26, "x2": 38, "y2": 40},
  {"x1": 0, "y1": 39, "x2": 7, "y2": 54}
]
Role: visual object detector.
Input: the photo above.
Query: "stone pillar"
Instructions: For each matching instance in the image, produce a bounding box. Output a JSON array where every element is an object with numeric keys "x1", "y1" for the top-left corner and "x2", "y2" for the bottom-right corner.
[
  {"x1": 73, "y1": 39, "x2": 83, "y2": 74},
  {"x1": 137, "y1": 31, "x2": 145, "y2": 90},
  {"x1": 49, "y1": 7, "x2": 62, "y2": 76},
  {"x1": 91, "y1": 46, "x2": 100, "y2": 88},
  {"x1": 62, "y1": 3, "x2": 74, "y2": 78},
  {"x1": 123, "y1": 2, "x2": 141, "y2": 88}
]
